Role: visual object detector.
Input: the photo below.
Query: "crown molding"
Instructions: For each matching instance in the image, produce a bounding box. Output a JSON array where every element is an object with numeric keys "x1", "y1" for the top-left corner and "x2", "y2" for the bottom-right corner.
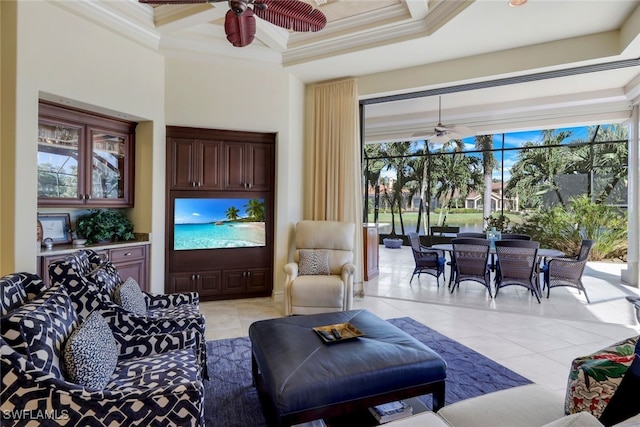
[
  {"x1": 49, "y1": 0, "x2": 160, "y2": 50},
  {"x1": 283, "y1": 0, "x2": 472, "y2": 66}
]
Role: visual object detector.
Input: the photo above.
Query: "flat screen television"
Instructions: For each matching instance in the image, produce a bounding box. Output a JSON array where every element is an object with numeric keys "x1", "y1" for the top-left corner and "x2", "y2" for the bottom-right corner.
[{"x1": 174, "y1": 197, "x2": 266, "y2": 250}]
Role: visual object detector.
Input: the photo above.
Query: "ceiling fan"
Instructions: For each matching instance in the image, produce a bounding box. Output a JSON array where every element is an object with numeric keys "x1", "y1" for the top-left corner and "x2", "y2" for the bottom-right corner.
[
  {"x1": 139, "y1": 0, "x2": 327, "y2": 48},
  {"x1": 412, "y1": 96, "x2": 474, "y2": 143}
]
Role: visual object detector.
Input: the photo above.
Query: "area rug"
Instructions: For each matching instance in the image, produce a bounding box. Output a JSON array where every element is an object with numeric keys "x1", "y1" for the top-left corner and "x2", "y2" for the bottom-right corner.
[{"x1": 204, "y1": 317, "x2": 531, "y2": 426}]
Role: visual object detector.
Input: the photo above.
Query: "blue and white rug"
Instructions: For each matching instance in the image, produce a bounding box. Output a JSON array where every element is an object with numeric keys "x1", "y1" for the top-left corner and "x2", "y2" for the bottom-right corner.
[{"x1": 204, "y1": 317, "x2": 531, "y2": 426}]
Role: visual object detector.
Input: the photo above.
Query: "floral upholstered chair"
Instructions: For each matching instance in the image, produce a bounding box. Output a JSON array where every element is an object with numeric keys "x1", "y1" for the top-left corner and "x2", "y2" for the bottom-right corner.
[{"x1": 565, "y1": 335, "x2": 639, "y2": 421}]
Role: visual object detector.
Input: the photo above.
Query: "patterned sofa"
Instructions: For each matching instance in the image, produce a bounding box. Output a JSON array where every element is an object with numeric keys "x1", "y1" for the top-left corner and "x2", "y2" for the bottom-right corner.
[
  {"x1": 47, "y1": 249, "x2": 208, "y2": 377},
  {"x1": 0, "y1": 276, "x2": 204, "y2": 426}
]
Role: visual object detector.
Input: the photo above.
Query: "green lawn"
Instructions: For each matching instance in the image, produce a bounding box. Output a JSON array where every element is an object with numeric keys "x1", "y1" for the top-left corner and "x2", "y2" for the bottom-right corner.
[{"x1": 367, "y1": 211, "x2": 523, "y2": 234}]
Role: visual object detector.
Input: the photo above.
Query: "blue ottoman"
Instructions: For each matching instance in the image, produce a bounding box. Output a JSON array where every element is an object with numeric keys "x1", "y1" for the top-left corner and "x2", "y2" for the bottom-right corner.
[{"x1": 249, "y1": 309, "x2": 447, "y2": 427}]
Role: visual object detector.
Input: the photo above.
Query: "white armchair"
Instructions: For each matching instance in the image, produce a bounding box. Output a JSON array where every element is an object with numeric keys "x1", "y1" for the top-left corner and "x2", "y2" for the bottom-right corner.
[{"x1": 284, "y1": 220, "x2": 356, "y2": 316}]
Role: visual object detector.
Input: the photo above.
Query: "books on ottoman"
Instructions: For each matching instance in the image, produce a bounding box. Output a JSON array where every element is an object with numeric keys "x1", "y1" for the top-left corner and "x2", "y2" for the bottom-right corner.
[{"x1": 369, "y1": 400, "x2": 413, "y2": 423}]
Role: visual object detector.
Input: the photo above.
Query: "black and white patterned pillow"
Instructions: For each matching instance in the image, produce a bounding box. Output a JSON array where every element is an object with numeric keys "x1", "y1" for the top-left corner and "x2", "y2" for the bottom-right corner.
[
  {"x1": 64, "y1": 311, "x2": 118, "y2": 390},
  {"x1": 298, "y1": 250, "x2": 331, "y2": 275},
  {"x1": 86, "y1": 261, "x2": 121, "y2": 298},
  {"x1": 113, "y1": 277, "x2": 147, "y2": 315}
]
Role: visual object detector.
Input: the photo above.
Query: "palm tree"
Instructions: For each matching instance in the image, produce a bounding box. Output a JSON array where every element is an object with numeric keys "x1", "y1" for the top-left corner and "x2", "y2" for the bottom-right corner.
[
  {"x1": 476, "y1": 134, "x2": 496, "y2": 228},
  {"x1": 506, "y1": 130, "x2": 572, "y2": 207},
  {"x1": 244, "y1": 199, "x2": 265, "y2": 221},
  {"x1": 363, "y1": 144, "x2": 386, "y2": 222},
  {"x1": 225, "y1": 206, "x2": 240, "y2": 221},
  {"x1": 567, "y1": 124, "x2": 629, "y2": 204},
  {"x1": 379, "y1": 141, "x2": 416, "y2": 235},
  {"x1": 430, "y1": 139, "x2": 481, "y2": 225}
]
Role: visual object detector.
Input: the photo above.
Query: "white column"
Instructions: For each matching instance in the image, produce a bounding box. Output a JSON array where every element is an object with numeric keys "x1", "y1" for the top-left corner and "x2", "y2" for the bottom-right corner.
[{"x1": 622, "y1": 104, "x2": 639, "y2": 288}]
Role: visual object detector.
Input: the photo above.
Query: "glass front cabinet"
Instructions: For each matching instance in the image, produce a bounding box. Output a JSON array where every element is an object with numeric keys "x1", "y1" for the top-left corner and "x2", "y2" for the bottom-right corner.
[{"x1": 38, "y1": 101, "x2": 136, "y2": 207}]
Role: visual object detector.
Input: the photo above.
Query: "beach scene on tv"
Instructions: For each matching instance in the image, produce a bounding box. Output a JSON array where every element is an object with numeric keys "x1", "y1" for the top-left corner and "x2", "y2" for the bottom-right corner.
[{"x1": 174, "y1": 197, "x2": 266, "y2": 250}]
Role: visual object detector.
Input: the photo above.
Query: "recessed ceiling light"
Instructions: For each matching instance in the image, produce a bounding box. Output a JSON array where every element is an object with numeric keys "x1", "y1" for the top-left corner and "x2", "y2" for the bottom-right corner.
[{"x1": 508, "y1": 0, "x2": 527, "y2": 7}]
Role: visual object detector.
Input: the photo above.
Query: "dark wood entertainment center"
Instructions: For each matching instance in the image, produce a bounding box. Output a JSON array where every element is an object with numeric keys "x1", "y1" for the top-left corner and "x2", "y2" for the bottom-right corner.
[{"x1": 165, "y1": 126, "x2": 276, "y2": 301}]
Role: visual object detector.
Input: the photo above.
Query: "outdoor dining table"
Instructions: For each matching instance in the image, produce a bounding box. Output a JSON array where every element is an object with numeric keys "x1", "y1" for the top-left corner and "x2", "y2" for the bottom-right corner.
[
  {"x1": 431, "y1": 243, "x2": 565, "y2": 260},
  {"x1": 431, "y1": 243, "x2": 565, "y2": 289}
]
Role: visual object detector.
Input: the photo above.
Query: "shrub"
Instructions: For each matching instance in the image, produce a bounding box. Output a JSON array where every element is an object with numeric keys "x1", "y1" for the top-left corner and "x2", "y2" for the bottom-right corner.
[{"x1": 511, "y1": 196, "x2": 627, "y2": 260}]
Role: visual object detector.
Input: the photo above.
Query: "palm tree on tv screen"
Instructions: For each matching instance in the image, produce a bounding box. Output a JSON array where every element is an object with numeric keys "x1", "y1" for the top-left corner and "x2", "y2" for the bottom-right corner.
[
  {"x1": 226, "y1": 206, "x2": 240, "y2": 221},
  {"x1": 245, "y1": 199, "x2": 265, "y2": 221}
]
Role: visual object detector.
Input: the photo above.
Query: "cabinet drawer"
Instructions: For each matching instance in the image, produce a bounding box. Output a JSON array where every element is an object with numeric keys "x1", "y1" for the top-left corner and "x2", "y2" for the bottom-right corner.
[{"x1": 110, "y1": 246, "x2": 146, "y2": 262}]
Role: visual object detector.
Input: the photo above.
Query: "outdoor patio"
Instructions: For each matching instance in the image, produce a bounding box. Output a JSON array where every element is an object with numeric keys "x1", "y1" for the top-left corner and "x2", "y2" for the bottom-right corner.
[{"x1": 364, "y1": 244, "x2": 640, "y2": 327}]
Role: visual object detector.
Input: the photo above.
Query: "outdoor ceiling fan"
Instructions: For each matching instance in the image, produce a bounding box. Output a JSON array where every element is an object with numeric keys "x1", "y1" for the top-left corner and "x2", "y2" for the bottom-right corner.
[
  {"x1": 139, "y1": 0, "x2": 327, "y2": 47},
  {"x1": 413, "y1": 96, "x2": 474, "y2": 143}
]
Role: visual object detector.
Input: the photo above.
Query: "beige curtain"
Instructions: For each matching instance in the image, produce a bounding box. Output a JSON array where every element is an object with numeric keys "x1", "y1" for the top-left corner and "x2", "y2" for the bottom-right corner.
[{"x1": 308, "y1": 78, "x2": 364, "y2": 292}]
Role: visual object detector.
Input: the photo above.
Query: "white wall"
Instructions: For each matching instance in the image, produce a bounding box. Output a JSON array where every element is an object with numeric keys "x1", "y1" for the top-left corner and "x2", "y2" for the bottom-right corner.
[
  {"x1": 11, "y1": 1, "x2": 165, "y2": 284},
  {"x1": 164, "y1": 57, "x2": 305, "y2": 295}
]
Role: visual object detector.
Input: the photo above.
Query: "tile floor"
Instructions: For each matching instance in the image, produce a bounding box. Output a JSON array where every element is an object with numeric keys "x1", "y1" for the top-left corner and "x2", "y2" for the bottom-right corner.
[{"x1": 200, "y1": 245, "x2": 640, "y2": 397}]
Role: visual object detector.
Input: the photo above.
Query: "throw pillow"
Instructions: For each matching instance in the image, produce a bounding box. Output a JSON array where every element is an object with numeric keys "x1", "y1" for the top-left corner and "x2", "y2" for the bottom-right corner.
[
  {"x1": 565, "y1": 336, "x2": 638, "y2": 419},
  {"x1": 113, "y1": 277, "x2": 147, "y2": 315},
  {"x1": 298, "y1": 250, "x2": 331, "y2": 276},
  {"x1": 598, "y1": 338, "x2": 640, "y2": 427},
  {"x1": 63, "y1": 311, "x2": 118, "y2": 390}
]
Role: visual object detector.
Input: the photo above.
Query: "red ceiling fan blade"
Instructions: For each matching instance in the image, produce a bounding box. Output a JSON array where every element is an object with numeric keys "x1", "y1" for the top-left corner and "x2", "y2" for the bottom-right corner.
[
  {"x1": 224, "y1": 9, "x2": 256, "y2": 47},
  {"x1": 254, "y1": 0, "x2": 327, "y2": 32},
  {"x1": 139, "y1": 0, "x2": 218, "y2": 4}
]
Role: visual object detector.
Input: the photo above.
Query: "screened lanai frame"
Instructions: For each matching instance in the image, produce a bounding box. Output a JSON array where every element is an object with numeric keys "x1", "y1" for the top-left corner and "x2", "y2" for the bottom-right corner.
[
  {"x1": 358, "y1": 60, "x2": 636, "y2": 242},
  {"x1": 361, "y1": 128, "x2": 629, "y2": 236}
]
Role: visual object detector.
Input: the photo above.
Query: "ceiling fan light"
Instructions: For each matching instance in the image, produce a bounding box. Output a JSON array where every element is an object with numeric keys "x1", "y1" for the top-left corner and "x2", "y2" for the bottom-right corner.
[{"x1": 508, "y1": 0, "x2": 527, "y2": 7}]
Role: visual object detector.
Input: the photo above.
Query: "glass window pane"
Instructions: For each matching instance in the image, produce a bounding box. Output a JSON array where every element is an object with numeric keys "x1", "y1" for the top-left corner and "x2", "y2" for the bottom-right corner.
[
  {"x1": 91, "y1": 132, "x2": 125, "y2": 199},
  {"x1": 37, "y1": 124, "x2": 80, "y2": 199}
]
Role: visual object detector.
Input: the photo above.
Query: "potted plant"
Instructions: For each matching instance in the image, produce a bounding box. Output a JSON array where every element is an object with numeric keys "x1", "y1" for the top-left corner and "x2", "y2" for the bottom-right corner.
[{"x1": 76, "y1": 209, "x2": 135, "y2": 244}]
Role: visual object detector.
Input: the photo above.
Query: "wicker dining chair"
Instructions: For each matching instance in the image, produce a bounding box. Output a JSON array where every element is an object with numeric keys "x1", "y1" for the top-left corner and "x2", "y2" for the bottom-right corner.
[
  {"x1": 543, "y1": 239, "x2": 595, "y2": 303},
  {"x1": 450, "y1": 238, "x2": 492, "y2": 297},
  {"x1": 494, "y1": 240, "x2": 541, "y2": 303},
  {"x1": 408, "y1": 232, "x2": 446, "y2": 286}
]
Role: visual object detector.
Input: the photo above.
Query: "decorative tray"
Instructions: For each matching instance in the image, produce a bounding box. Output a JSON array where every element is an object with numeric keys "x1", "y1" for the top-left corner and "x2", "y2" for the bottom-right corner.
[{"x1": 313, "y1": 322, "x2": 364, "y2": 344}]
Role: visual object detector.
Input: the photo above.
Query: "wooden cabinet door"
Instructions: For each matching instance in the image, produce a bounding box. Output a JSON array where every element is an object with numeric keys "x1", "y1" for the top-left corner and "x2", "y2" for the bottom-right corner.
[
  {"x1": 110, "y1": 245, "x2": 148, "y2": 291},
  {"x1": 169, "y1": 273, "x2": 196, "y2": 294},
  {"x1": 170, "y1": 138, "x2": 198, "y2": 189},
  {"x1": 223, "y1": 142, "x2": 272, "y2": 191},
  {"x1": 198, "y1": 140, "x2": 223, "y2": 190},
  {"x1": 221, "y1": 269, "x2": 246, "y2": 294},
  {"x1": 170, "y1": 138, "x2": 222, "y2": 190},
  {"x1": 247, "y1": 143, "x2": 271, "y2": 191},
  {"x1": 223, "y1": 142, "x2": 247, "y2": 190},
  {"x1": 38, "y1": 101, "x2": 135, "y2": 207},
  {"x1": 87, "y1": 127, "x2": 134, "y2": 207},
  {"x1": 198, "y1": 271, "x2": 222, "y2": 297},
  {"x1": 246, "y1": 267, "x2": 269, "y2": 292}
]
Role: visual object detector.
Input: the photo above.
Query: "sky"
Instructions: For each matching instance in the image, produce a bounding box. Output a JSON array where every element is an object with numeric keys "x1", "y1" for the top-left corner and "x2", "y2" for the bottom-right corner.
[{"x1": 174, "y1": 197, "x2": 261, "y2": 224}]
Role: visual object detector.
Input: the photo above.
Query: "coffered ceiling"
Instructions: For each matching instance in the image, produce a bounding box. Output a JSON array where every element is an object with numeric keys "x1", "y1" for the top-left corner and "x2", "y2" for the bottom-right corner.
[{"x1": 56, "y1": 0, "x2": 640, "y2": 140}]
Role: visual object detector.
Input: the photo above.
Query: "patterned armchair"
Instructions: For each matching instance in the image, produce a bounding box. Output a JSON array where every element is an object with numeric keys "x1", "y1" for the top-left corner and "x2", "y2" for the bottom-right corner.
[
  {"x1": 1, "y1": 272, "x2": 47, "y2": 316},
  {"x1": 0, "y1": 282, "x2": 204, "y2": 426},
  {"x1": 47, "y1": 249, "x2": 208, "y2": 377}
]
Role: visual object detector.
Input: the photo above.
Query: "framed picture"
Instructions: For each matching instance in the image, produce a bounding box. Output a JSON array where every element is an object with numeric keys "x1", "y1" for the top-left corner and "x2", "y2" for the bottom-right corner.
[{"x1": 38, "y1": 213, "x2": 72, "y2": 245}]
